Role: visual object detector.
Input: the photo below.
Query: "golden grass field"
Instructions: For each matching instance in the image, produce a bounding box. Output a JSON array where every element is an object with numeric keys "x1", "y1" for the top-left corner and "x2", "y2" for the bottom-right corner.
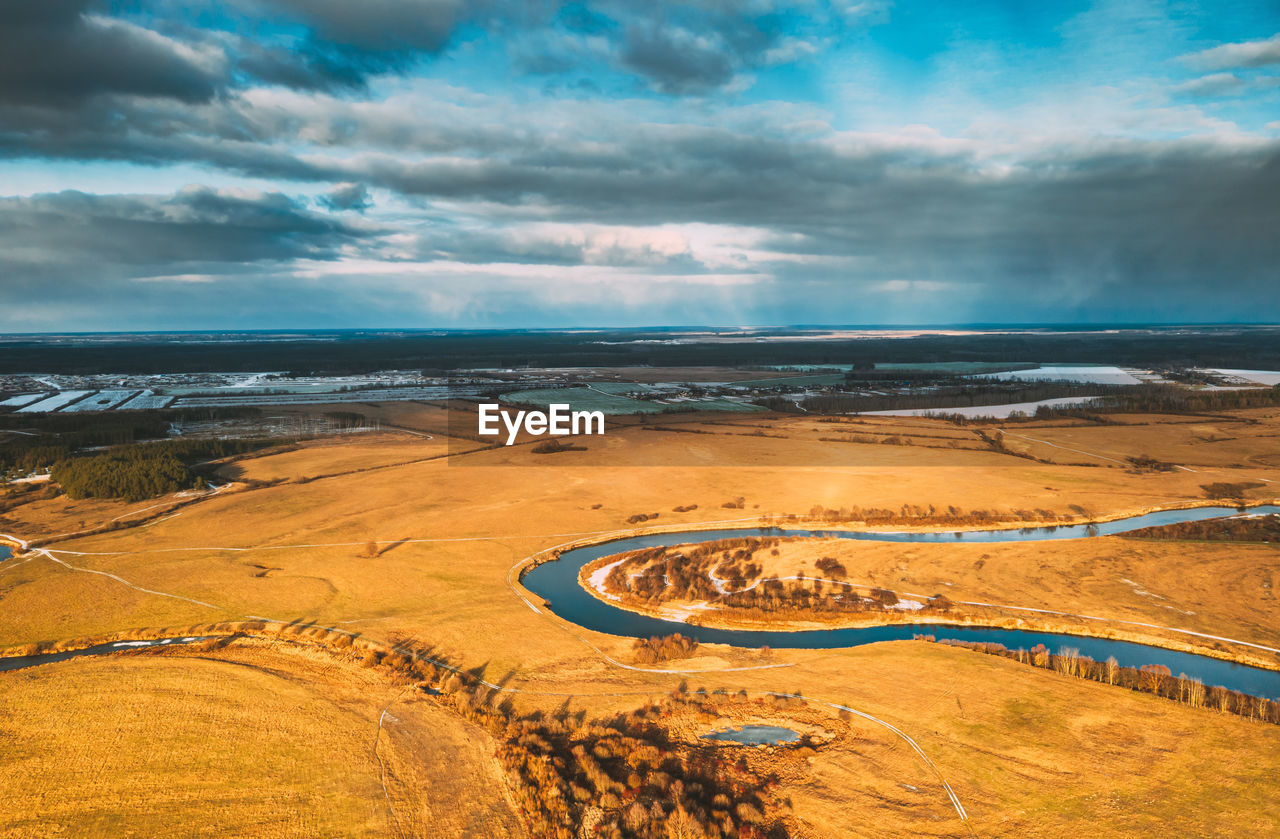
[
  {"x1": 2, "y1": 405, "x2": 1279, "y2": 836},
  {"x1": 0, "y1": 637, "x2": 523, "y2": 839}
]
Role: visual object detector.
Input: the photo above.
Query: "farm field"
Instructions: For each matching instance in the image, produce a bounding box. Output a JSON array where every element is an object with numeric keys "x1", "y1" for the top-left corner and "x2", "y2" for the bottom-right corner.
[
  {"x1": 16, "y1": 390, "x2": 93, "y2": 413},
  {"x1": 59, "y1": 389, "x2": 140, "y2": 412}
]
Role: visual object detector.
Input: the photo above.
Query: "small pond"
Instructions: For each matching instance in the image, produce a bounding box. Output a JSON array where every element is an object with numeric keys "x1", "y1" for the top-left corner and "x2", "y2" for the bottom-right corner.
[{"x1": 701, "y1": 725, "x2": 801, "y2": 746}]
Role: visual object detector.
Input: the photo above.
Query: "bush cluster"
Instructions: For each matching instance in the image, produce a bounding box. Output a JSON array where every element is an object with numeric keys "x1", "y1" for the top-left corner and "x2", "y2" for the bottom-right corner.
[
  {"x1": 1125, "y1": 513, "x2": 1280, "y2": 543},
  {"x1": 632, "y1": 633, "x2": 699, "y2": 664}
]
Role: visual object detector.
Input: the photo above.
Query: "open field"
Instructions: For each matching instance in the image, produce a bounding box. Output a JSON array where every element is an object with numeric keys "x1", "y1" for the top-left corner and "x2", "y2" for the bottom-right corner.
[
  {"x1": 215, "y1": 431, "x2": 449, "y2": 483},
  {"x1": 997, "y1": 410, "x2": 1280, "y2": 470},
  {"x1": 3, "y1": 632, "x2": 1279, "y2": 838},
  {"x1": 2, "y1": 406, "x2": 1280, "y2": 835},
  {"x1": 0, "y1": 637, "x2": 523, "y2": 839}
]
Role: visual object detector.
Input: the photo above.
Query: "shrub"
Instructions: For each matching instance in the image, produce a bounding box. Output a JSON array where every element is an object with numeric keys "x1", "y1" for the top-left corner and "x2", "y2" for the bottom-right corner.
[
  {"x1": 632, "y1": 633, "x2": 699, "y2": 664},
  {"x1": 1200, "y1": 481, "x2": 1265, "y2": 500}
]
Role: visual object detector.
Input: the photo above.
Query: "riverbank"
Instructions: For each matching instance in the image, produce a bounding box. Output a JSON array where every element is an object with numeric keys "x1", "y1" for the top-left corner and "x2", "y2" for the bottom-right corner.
[
  {"x1": 510, "y1": 505, "x2": 1280, "y2": 694},
  {"x1": 0, "y1": 534, "x2": 27, "y2": 555},
  {"x1": 513, "y1": 499, "x2": 1280, "y2": 585},
  {"x1": 575, "y1": 563, "x2": 1280, "y2": 673}
]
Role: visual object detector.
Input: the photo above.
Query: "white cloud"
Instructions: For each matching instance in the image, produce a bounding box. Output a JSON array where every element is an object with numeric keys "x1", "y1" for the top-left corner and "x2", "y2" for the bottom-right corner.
[
  {"x1": 1173, "y1": 72, "x2": 1280, "y2": 98},
  {"x1": 1185, "y1": 34, "x2": 1280, "y2": 70}
]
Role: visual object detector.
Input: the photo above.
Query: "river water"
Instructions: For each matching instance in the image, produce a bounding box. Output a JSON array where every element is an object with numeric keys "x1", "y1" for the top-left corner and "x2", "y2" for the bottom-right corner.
[{"x1": 522, "y1": 506, "x2": 1280, "y2": 698}]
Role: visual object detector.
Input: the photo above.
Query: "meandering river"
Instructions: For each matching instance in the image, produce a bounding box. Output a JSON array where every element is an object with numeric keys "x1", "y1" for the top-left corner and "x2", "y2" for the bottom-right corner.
[
  {"x1": 4, "y1": 507, "x2": 1279, "y2": 697},
  {"x1": 522, "y1": 506, "x2": 1280, "y2": 698}
]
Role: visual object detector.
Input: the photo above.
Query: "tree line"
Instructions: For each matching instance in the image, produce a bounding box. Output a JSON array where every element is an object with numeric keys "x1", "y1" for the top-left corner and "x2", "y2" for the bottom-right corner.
[
  {"x1": 717, "y1": 580, "x2": 952, "y2": 623},
  {"x1": 9, "y1": 327, "x2": 1280, "y2": 375},
  {"x1": 253, "y1": 623, "x2": 786, "y2": 839},
  {"x1": 803, "y1": 382, "x2": 1118, "y2": 414},
  {"x1": 49, "y1": 437, "x2": 287, "y2": 501},
  {"x1": 917, "y1": 635, "x2": 1280, "y2": 726},
  {"x1": 1124, "y1": 513, "x2": 1279, "y2": 543},
  {"x1": 0, "y1": 406, "x2": 266, "y2": 479},
  {"x1": 1031, "y1": 383, "x2": 1280, "y2": 419},
  {"x1": 801, "y1": 504, "x2": 1066, "y2": 526}
]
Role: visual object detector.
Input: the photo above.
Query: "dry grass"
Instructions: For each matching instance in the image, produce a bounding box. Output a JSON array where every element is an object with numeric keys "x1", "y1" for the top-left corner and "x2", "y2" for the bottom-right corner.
[
  {"x1": 0, "y1": 637, "x2": 523, "y2": 839},
  {"x1": 754, "y1": 642, "x2": 1280, "y2": 838},
  {"x1": 217, "y1": 430, "x2": 450, "y2": 483}
]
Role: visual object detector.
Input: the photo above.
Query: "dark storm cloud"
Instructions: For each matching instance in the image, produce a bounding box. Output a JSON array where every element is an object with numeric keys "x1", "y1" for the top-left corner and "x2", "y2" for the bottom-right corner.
[
  {"x1": 559, "y1": 1, "x2": 818, "y2": 94},
  {"x1": 0, "y1": 0, "x2": 484, "y2": 110},
  {"x1": 263, "y1": 0, "x2": 464, "y2": 55},
  {"x1": 0, "y1": 0, "x2": 225, "y2": 105},
  {"x1": 233, "y1": 41, "x2": 377, "y2": 92},
  {"x1": 224, "y1": 0, "x2": 476, "y2": 92},
  {"x1": 0, "y1": 184, "x2": 390, "y2": 328},
  {"x1": 350, "y1": 133, "x2": 1280, "y2": 318},
  {"x1": 619, "y1": 25, "x2": 738, "y2": 93},
  {"x1": 3, "y1": 75, "x2": 1277, "y2": 320},
  {"x1": 0, "y1": 0, "x2": 822, "y2": 146},
  {"x1": 0, "y1": 187, "x2": 368, "y2": 280}
]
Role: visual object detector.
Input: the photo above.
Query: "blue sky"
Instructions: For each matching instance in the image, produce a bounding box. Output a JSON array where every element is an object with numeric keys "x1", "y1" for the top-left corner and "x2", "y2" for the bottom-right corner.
[{"x1": 1, "y1": 0, "x2": 1277, "y2": 330}]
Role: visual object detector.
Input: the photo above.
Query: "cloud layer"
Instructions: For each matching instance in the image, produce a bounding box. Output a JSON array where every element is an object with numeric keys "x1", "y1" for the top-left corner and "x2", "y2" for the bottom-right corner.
[{"x1": 1, "y1": 1, "x2": 1278, "y2": 329}]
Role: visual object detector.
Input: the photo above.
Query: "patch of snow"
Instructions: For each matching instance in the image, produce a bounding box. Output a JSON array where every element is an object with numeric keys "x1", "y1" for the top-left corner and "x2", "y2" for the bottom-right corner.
[
  {"x1": 861, "y1": 396, "x2": 1104, "y2": 419},
  {"x1": 587, "y1": 558, "x2": 628, "y2": 602},
  {"x1": 1207, "y1": 368, "x2": 1280, "y2": 386},
  {"x1": 983, "y1": 365, "x2": 1142, "y2": 385}
]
